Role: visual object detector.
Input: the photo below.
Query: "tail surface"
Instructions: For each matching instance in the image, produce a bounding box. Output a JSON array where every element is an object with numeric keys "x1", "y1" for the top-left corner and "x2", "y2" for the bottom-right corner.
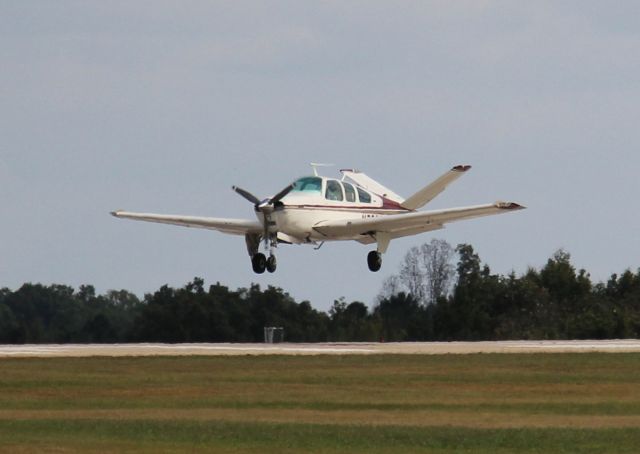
[{"x1": 400, "y1": 165, "x2": 471, "y2": 211}]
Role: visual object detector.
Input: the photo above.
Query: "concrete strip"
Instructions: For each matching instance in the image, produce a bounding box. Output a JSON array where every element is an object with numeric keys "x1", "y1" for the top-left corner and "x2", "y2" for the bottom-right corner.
[{"x1": 2, "y1": 340, "x2": 640, "y2": 358}]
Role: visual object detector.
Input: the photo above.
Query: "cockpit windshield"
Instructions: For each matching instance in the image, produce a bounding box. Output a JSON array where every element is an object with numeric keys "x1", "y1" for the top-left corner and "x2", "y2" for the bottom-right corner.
[{"x1": 292, "y1": 177, "x2": 322, "y2": 193}]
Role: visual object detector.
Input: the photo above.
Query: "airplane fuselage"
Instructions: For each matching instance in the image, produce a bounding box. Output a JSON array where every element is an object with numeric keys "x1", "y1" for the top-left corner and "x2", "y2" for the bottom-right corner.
[{"x1": 257, "y1": 175, "x2": 408, "y2": 243}]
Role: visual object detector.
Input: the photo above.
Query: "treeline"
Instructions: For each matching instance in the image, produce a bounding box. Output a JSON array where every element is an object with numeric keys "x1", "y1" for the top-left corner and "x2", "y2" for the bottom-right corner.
[
  {"x1": 1, "y1": 243, "x2": 639, "y2": 343},
  {"x1": 375, "y1": 245, "x2": 640, "y2": 341},
  {"x1": 0, "y1": 281, "x2": 329, "y2": 344}
]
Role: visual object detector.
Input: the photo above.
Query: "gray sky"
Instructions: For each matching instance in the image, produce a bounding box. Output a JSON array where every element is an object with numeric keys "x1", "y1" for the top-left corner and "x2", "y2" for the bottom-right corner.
[{"x1": 2, "y1": 1, "x2": 639, "y2": 311}]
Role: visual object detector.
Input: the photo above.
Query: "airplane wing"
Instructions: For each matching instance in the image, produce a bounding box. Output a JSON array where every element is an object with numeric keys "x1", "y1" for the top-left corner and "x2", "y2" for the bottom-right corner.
[
  {"x1": 111, "y1": 211, "x2": 262, "y2": 236},
  {"x1": 312, "y1": 202, "x2": 525, "y2": 240}
]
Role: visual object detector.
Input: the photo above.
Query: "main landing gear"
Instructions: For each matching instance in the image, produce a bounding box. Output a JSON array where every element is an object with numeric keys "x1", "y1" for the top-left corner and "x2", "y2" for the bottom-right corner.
[
  {"x1": 367, "y1": 232, "x2": 389, "y2": 272},
  {"x1": 367, "y1": 250, "x2": 382, "y2": 272},
  {"x1": 251, "y1": 253, "x2": 277, "y2": 274}
]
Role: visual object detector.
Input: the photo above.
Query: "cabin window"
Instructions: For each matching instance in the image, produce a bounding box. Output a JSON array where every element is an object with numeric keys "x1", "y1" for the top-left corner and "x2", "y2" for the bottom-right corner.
[
  {"x1": 325, "y1": 180, "x2": 344, "y2": 201},
  {"x1": 292, "y1": 177, "x2": 322, "y2": 193},
  {"x1": 357, "y1": 187, "x2": 371, "y2": 203},
  {"x1": 343, "y1": 182, "x2": 356, "y2": 202}
]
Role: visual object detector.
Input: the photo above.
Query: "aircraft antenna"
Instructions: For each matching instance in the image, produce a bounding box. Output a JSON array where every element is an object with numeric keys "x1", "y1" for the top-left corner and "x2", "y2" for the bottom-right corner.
[{"x1": 310, "y1": 162, "x2": 334, "y2": 177}]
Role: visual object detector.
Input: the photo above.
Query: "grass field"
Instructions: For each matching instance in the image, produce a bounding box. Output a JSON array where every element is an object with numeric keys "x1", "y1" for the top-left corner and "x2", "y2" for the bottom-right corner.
[{"x1": 1, "y1": 353, "x2": 640, "y2": 452}]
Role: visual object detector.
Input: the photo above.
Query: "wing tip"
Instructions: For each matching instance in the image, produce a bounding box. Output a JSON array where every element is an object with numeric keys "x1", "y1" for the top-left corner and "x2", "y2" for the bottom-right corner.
[
  {"x1": 495, "y1": 201, "x2": 526, "y2": 210},
  {"x1": 452, "y1": 165, "x2": 472, "y2": 172}
]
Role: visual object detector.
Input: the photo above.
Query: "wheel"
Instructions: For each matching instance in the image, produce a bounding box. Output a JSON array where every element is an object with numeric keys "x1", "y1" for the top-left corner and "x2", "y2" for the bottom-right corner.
[
  {"x1": 367, "y1": 250, "x2": 382, "y2": 272},
  {"x1": 266, "y1": 255, "x2": 277, "y2": 273},
  {"x1": 252, "y1": 253, "x2": 267, "y2": 274}
]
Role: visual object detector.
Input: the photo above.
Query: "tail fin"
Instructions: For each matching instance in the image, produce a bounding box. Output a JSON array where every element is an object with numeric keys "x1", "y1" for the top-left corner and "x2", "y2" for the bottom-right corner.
[{"x1": 400, "y1": 165, "x2": 471, "y2": 210}]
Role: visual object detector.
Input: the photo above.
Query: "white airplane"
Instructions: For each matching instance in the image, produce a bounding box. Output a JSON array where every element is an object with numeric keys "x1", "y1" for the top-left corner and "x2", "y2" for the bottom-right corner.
[{"x1": 111, "y1": 165, "x2": 524, "y2": 273}]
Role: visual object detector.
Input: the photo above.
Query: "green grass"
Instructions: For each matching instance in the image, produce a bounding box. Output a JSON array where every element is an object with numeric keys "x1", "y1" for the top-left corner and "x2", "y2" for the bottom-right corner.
[
  {"x1": 2, "y1": 420, "x2": 640, "y2": 454},
  {"x1": 1, "y1": 353, "x2": 640, "y2": 452}
]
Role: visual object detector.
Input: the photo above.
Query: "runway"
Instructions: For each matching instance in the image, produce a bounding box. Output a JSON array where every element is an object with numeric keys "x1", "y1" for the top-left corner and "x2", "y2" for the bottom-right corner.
[{"x1": 2, "y1": 340, "x2": 640, "y2": 357}]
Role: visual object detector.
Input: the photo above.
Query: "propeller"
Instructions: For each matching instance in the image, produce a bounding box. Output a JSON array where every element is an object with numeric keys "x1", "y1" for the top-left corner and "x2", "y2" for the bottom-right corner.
[
  {"x1": 232, "y1": 183, "x2": 295, "y2": 247},
  {"x1": 268, "y1": 183, "x2": 295, "y2": 206},
  {"x1": 231, "y1": 186, "x2": 261, "y2": 206},
  {"x1": 232, "y1": 183, "x2": 294, "y2": 210}
]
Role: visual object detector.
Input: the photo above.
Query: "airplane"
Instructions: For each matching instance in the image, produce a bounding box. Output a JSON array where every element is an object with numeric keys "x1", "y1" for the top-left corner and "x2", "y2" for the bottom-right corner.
[{"x1": 111, "y1": 164, "x2": 525, "y2": 273}]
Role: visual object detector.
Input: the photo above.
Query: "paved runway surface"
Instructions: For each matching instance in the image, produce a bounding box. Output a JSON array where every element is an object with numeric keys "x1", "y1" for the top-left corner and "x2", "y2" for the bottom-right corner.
[{"x1": 2, "y1": 340, "x2": 640, "y2": 357}]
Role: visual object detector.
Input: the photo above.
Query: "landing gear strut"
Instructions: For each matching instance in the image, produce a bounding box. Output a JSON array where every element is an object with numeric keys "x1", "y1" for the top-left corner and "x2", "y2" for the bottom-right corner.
[{"x1": 367, "y1": 250, "x2": 382, "y2": 272}]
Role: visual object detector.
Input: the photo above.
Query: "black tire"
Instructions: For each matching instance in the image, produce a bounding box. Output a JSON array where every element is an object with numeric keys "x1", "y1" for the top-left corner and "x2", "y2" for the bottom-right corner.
[
  {"x1": 266, "y1": 255, "x2": 277, "y2": 273},
  {"x1": 367, "y1": 251, "x2": 382, "y2": 272},
  {"x1": 252, "y1": 253, "x2": 267, "y2": 274}
]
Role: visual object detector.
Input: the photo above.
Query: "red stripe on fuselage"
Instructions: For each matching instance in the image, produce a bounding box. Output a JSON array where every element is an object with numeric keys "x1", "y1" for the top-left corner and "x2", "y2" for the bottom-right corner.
[{"x1": 283, "y1": 204, "x2": 408, "y2": 214}]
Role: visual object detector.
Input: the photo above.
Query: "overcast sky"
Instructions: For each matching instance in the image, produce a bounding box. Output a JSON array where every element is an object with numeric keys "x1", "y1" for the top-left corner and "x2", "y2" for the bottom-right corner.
[{"x1": 2, "y1": 1, "x2": 639, "y2": 311}]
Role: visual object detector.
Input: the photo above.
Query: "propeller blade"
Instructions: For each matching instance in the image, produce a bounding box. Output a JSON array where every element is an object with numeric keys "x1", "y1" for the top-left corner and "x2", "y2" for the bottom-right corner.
[
  {"x1": 232, "y1": 186, "x2": 261, "y2": 206},
  {"x1": 269, "y1": 183, "x2": 295, "y2": 204}
]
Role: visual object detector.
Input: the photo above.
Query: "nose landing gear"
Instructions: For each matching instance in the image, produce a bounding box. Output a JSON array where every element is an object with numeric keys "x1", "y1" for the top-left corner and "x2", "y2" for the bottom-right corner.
[
  {"x1": 247, "y1": 233, "x2": 278, "y2": 274},
  {"x1": 266, "y1": 254, "x2": 277, "y2": 273},
  {"x1": 251, "y1": 253, "x2": 277, "y2": 274}
]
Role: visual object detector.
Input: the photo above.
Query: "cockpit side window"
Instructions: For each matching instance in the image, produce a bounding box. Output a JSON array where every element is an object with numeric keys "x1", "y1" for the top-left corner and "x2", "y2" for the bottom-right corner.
[
  {"x1": 292, "y1": 177, "x2": 322, "y2": 192},
  {"x1": 343, "y1": 182, "x2": 356, "y2": 202},
  {"x1": 325, "y1": 180, "x2": 344, "y2": 201},
  {"x1": 357, "y1": 187, "x2": 371, "y2": 203}
]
